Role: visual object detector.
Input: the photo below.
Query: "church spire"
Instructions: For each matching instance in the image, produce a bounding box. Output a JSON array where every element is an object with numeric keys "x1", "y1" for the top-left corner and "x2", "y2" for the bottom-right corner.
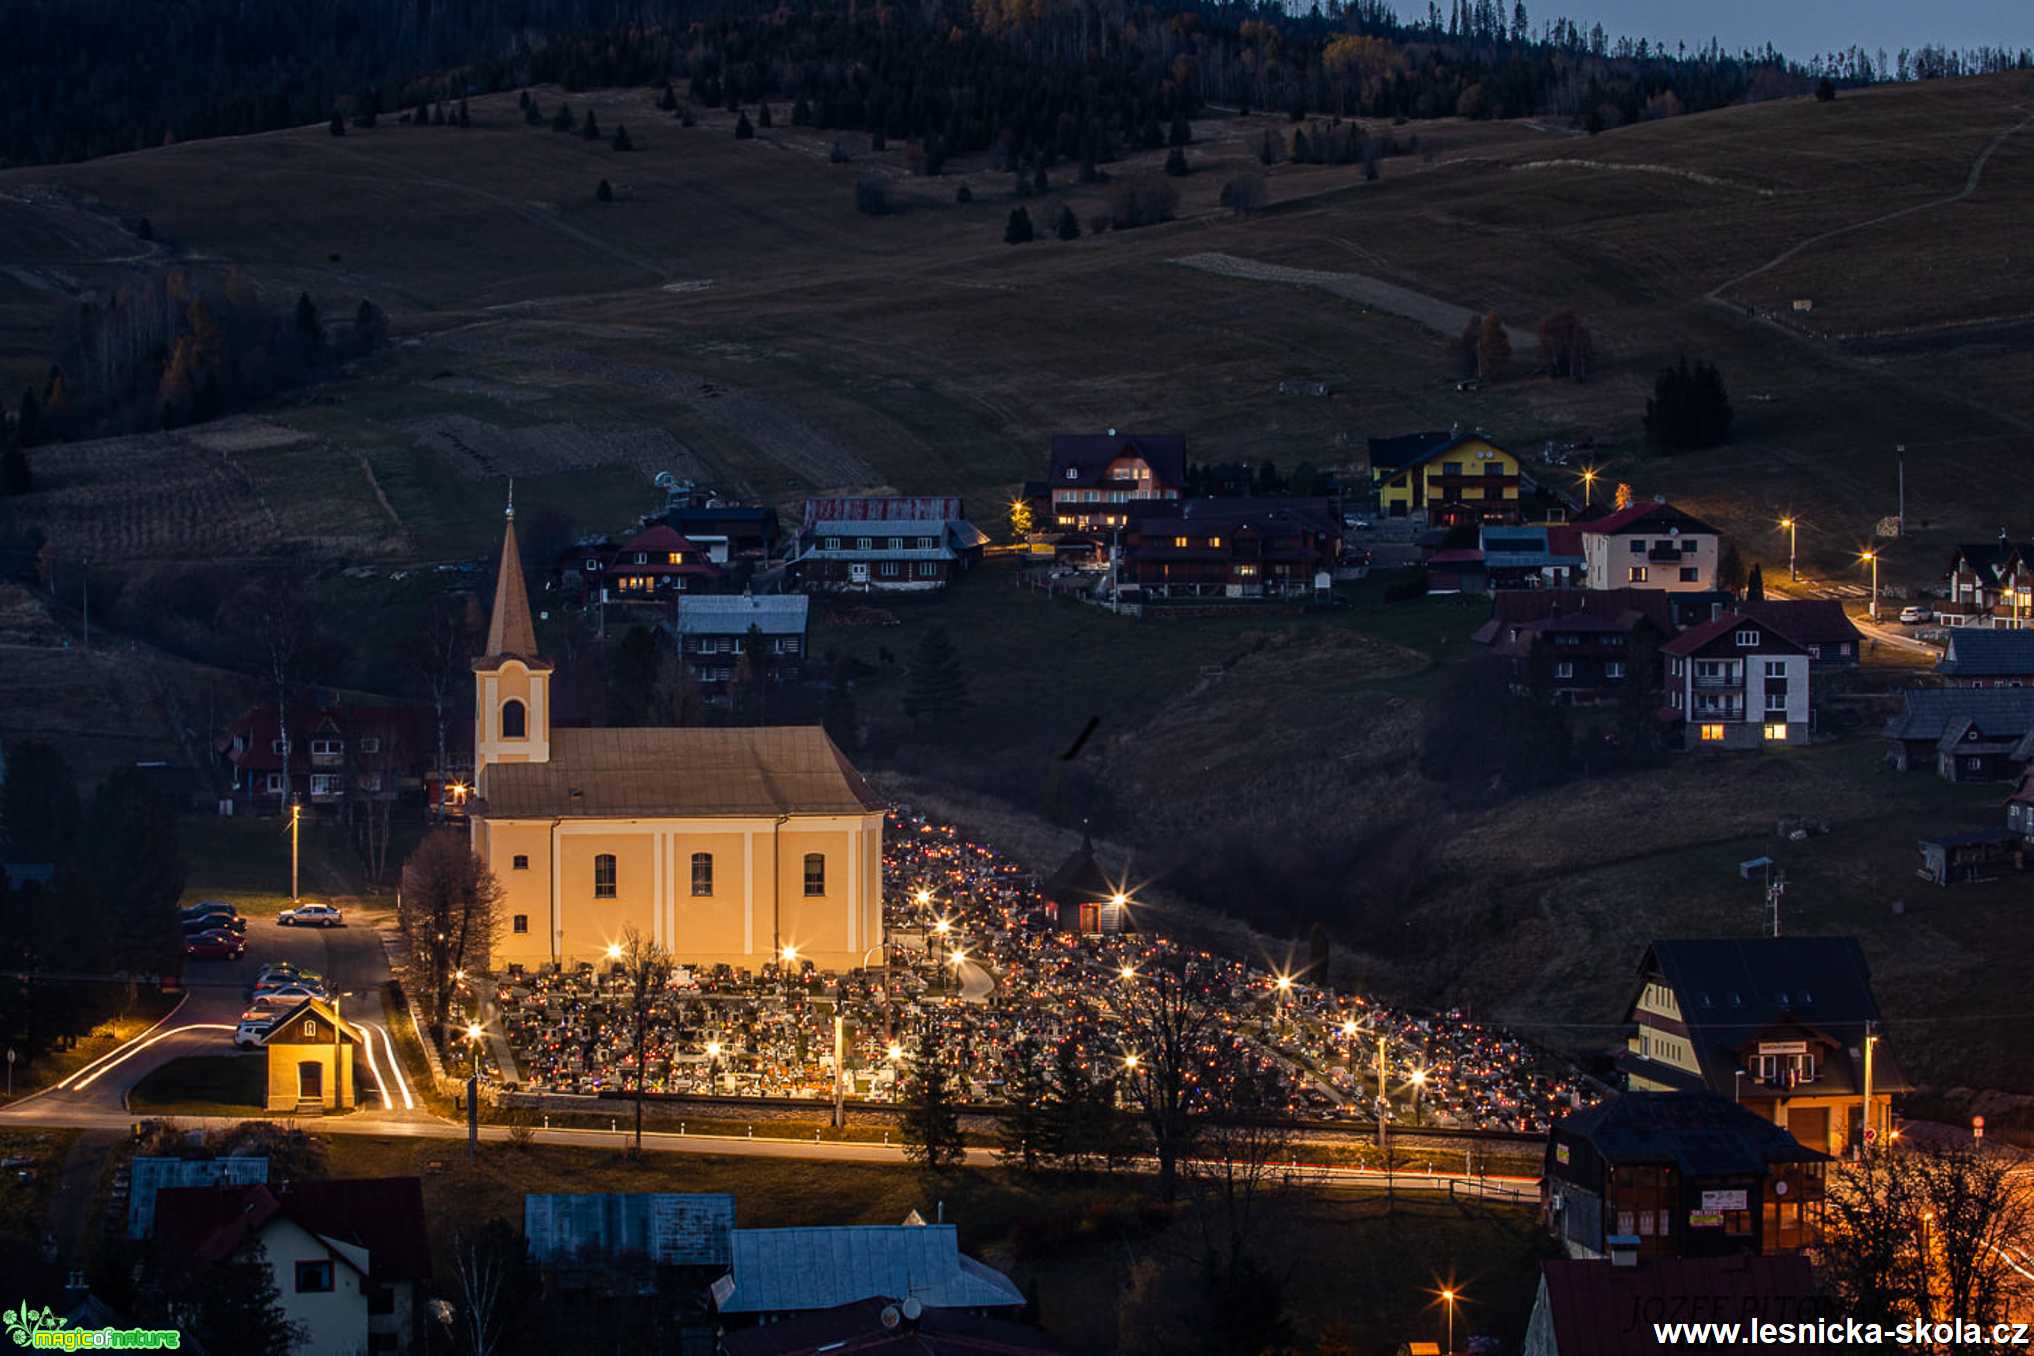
[{"x1": 482, "y1": 492, "x2": 540, "y2": 662}]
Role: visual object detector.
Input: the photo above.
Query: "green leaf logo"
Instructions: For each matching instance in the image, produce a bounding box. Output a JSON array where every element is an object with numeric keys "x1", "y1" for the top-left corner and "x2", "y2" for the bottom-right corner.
[{"x1": 4, "y1": 1301, "x2": 66, "y2": 1347}]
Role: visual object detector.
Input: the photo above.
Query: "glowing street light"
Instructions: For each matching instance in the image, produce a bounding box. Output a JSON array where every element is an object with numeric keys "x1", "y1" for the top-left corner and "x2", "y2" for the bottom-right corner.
[
  {"x1": 1860, "y1": 548, "x2": 1880, "y2": 620},
  {"x1": 915, "y1": 888, "x2": 932, "y2": 907},
  {"x1": 1579, "y1": 466, "x2": 1598, "y2": 507},
  {"x1": 948, "y1": 948, "x2": 968, "y2": 969},
  {"x1": 1778, "y1": 515, "x2": 1797, "y2": 581},
  {"x1": 1123, "y1": 1053, "x2": 1141, "y2": 1071},
  {"x1": 887, "y1": 1042, "x2": 905, "y2": 1063},
  {"x1": 1341, "y1": 1019, "x2": 1360, "y2": 1038},
  {"x1": 1440, "y1": 1288, "x2": 1459, "y2": 1355},
  {"x1": 781, "y1": 945, "x2": 799, "y2": 964},
  {"x1": 605, "y1": 943, "x2": 623, "y2": 962},
  {"x1": 932, "y1": 917, "x2": 952, "y2": 937},
  {"x1": 1119, "y1": 964, "x2": 1138, "y2": 982},
  {"x1": 705, "y1": 1040, "x2": 722, "y2": 1059}
]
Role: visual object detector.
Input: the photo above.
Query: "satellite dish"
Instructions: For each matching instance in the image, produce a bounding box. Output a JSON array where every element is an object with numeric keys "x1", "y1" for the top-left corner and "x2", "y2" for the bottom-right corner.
[
  {"x1": 901, "y1": 1298, "x2": 924, "y2": 1322},
  {"x1": 879, "y1": 1306, "x2": 902, "y2": 1330}
]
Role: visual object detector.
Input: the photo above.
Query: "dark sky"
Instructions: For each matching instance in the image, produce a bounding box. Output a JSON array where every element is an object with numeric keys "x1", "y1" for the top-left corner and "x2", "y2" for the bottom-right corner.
[{"x1": 1388, "y1": 0, "x2": 2031, "y2": 58}]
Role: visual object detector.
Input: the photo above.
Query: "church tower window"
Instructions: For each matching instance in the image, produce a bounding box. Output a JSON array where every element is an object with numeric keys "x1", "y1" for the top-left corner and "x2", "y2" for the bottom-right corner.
[{"x1": 501, "y1": 699, "x2": 527, "y2": 740}]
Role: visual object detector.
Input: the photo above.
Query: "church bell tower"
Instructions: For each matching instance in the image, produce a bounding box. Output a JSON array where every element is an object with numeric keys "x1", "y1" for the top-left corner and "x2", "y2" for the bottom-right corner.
[{"x1": 472, "y1": 491, "x2": 553, "y2": 785}]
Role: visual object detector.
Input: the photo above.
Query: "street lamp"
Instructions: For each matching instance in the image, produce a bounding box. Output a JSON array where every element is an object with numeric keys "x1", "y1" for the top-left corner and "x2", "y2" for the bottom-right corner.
[
  {"x1": 915, "y1": 888, "x2": 933, "y2": 907},
  {"x1": 1410, "y1": 1067, "x2": 1428, "y2": 1125},
  {"x1": 1123, "y1": 1053, "x2": 1141, "y2": 1071},
  {"x1": 1119, "y1": 964, "x2": 1138, "y2": 982},
  {"x1": 1860, "y1": 549, "x2": 1880, "y2": 620},
  {"x1": 605, "y1": 942, "x2": 622, "y2": 965},
  {"x1": 1579, "y1": 466, "x2": 1597, "y2": 507},
  {"x1": 1440, "y1": 1288, "x2": 1458, "y2": 1356},
  {"x1": 932, "y1": 917, "x2": 952, "y2": 938},
  {"x1": 1779, "y1": 516, "x2": 1797, "y2": 582},
  {"x1": 886, "y1": 1042, "x2": 904, "y2": 1063},
  {"x1": 289, "y1": 798, "x2": 302, "y2": 901},
  {"x1": 705, "y1": 1039, "x2": 722, "y2": 1092}
]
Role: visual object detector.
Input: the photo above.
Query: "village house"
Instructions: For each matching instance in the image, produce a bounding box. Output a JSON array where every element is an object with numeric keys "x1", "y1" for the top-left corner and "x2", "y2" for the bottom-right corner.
[
  {"x1": 2010, "y1": 767, "x2": 2034, "y2": 840},
  {"x1": 663, "y1": 504, "x2": 781, "y2": 564},
  {"x1": 1479, "y1": 523, "x2": 1585, "y2": 589},
  {"x1": 1472, "y1": 591, "x2": 1669, "y2": 705},
  {"x1": 1618, "y1": 937, "x2": 1905, "y2": 1160},
  {"x1": 1933, "y1": 627, "x2": 2034, "y2": 686},
  {"x1": 1915, "y1": 827, "x2": 2027, "y2": 887},
  {"x1": 1662, "y1": 615, "x2": 1810, "y2": 749},
  {"x1": 1938, "y1": 533, "x2": 2034, "y2": 629},
  {"x1": 1374, "y1": 432, "x2": 1522, "y2": 525},
  {"x1": 712, "y1": 1224, "x2": 1025, "y2": 1320},
  {"x1": 1523, "y1": 1254, "x2": 1831, "y2": 1356},
  {"x1": 1116, "y1": 498, "x2": 1342, "y2": 601},
  {"x1": 1544, "y1": 1092, "x2": 1829, "y2": 1260},
  {"x1": 1046, "y1": 431, "x2": 1186, "y2": 532},
  {"x1": 673, "y1": 594, "x2": 809, "y2": 686},
  {"x1": 1881, "y1": 688, "x2": 2034, "y2": 781},
  {"x1": 1578, "y1": 499, "x2": 1722, "y2": 593},
  {"x1": 153, "y1": 1177, "x2": 429, "y2": 1356},
  {"x1": 790, "y1": 496, "x2": 987, "y2": 592},
  {"x1": 1737, "y1": 600, "x2": 1864, "y2": 673},
  {"x1": 219, "y1": 701, "x2": 435, "y2": 813},
  {"x1": 1366, "y1": 429, "x2": 1452, "y2": 495},
  {"x1": 596, "y1": 524, "x2": 724, "y2": 602}
]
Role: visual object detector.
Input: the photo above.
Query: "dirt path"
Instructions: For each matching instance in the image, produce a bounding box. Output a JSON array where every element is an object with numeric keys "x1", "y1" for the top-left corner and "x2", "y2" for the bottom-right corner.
[
  {"x1": 1706, "y1": 107, "x2": 2034, "y2": 306},
  {"x1": 1170, "y1": 250, "x2": 1536, "y2": 348}
]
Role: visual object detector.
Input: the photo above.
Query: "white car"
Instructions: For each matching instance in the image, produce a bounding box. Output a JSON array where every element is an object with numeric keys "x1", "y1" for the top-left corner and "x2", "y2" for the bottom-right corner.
[
  {"x1": 257, "y1": 983, "x2": 326, "y2": 1004},
  {"x1": 233, "y1": 1018, "x2": 275, "y2": 1049},
  {"x1": 1898, "y1": 605, "x2": 1933, "y2": 625},
  {"x1": 255, "y1": 963, "x2": 319, "y2": 985},
  {"x1": 277, "y1": 902, "x2": 344, "y2": 928}
]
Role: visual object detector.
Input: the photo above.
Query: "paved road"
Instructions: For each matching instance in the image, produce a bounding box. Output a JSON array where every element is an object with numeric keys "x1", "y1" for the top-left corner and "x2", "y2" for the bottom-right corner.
[{"x1": 11, "y1": 909, "x2": 397, "y2": 1118}]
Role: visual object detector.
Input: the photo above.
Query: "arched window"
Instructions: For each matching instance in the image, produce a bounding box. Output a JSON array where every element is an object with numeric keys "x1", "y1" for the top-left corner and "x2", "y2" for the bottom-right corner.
[
  {"x1": 501, "y1": 699, "x2": 527, "y2": 740},
  {"x1": 802, "y1": 853, "x2": 826, "y2": 897},
  {"x1": 690, "y1": 852, "x2": 713, "y2": 897},
  {"x1": 593, "y1": 854, "x2": 617, "y2": 899}
]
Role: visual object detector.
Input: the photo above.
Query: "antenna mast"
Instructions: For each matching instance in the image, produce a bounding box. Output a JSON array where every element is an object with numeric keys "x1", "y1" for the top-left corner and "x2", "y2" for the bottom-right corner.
[{"x1": 1766, "y1": 866, "x2": 1786, "y2": 938}]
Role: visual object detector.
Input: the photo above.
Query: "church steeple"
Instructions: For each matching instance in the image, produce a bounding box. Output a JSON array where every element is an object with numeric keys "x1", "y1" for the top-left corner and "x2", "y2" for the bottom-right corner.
[
  {"x1": 482, "y1": 489, "x2": 543, "y2": 664},
  {"x1": 473, "y1": 486, "x2": 552, "y2": 778}
]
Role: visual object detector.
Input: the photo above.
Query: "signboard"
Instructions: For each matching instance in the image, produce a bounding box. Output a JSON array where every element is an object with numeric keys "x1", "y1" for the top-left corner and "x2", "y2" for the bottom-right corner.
[
  {"x1": 1689, "y1": 1212, "x2": 1725, "y2": 1229},
  {"x1": 1757, "y1": 1041, "x2": 1808, "y2": 1056},
  {"x1": 1700, "y1": 1189, "x2": 1749, "y2": 1213},
  {"x1": 1555, "y1": 1144, "x2": 1571, "y2": 1165}
]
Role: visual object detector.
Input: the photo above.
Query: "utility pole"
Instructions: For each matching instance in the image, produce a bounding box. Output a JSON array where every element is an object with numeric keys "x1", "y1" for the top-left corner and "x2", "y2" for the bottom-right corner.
[
  {"x1": 1766, "y1": 866, "x2": 1785, "y2": 938},
  {"x1": 832, "y1": 986, "x2": 847, "y2": 1130},
  {"x1": 290, "y1": 798, "x2": 302, "y2": 901},
  {"x1": 1861, "y1": 1023, "x2": 1877, "y2": 1157}
]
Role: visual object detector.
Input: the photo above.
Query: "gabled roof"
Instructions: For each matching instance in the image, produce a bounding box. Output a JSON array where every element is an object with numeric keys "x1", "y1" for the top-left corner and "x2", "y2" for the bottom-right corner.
[
  {"x1": 1736, "y1": 600, "x2": 1863, "y2": 650},
  {"x1": 127, "y1": 1156, "x2": 270, "y2": 1239},
  {"x1": 477, "y1": 727, "x2": 883, "y2": 819},
  {"x1": 1946, "y1": 539, "x2": 2028, "y2": 579},
  {"x1": 1479, "y1": 588, "x2": 1676, "y2": 638},
  {"x1": 1937, "y1": 628, "x2": 2034, "y2": 677},
  {"x1": 715, "y1": 1224, "x2": 1025, "y2": 1315},
  {"x1": 1883, "y1": 688, "x2": 2034, "y2": 742},
  {"x1": 1634, "y1": 937, "x2": 1908, "y2": 1097},
  {"x1": 804, "y1": 496, "x2": 965, "y2": 529},
  {"x1": 524, "y1": 1192, "x2": 735, "y2": 1267},
  {"x1": 677, "y1": 594, "x2": 810, "y2": 636},
  {"x1": 1534, "y1": 1255, "x2": 1827, "y2": 1356},
  {"x1": 1041, "y1": 830, "x2": 1122, "y2": 905},
  {"x1": 258, "y1": 995, "x2": 365, "y2": 1046},
  {"x1": 1551, "y1": 1092, "x2": 1826, "y2": 1177},
  {"x1": 1366, "y1": 430, "x2": 1454, "y2": 473},
  {"x1": 154, "y1": 1178, "x2": 430, "y2": 1283},
  {"x1": 1661, "y1": 614, "x2": 1803, "y2": 658},
  {"x1": 1047, "y1": 434, "x2": 1187, "y2": 489},
  {"x1": 1373, "y1": 432, "x2": 1511, "y2": 483},
  {"x1": 618, "y1": 524, "x2": 710, "y2": 556},
  {"x1": 1577, "y1": 499, "x2": 1718, "y2": 537}
]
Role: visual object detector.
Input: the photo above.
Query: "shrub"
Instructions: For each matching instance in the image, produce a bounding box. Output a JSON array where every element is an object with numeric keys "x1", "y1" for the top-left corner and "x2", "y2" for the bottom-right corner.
[
  {"x1": 955, "y1": 182, "x2": 973, "y2": 203},
  {"x1": 1004, "y1": 206, "x2": 1035, "y2": 244},
  {"x1": 1164, "y1": 147, "x2": 1189, "y2": 176}
]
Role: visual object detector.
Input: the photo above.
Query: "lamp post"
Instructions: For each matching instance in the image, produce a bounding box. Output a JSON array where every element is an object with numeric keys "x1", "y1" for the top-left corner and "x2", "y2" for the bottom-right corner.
[
  {"x1": 947, "y1": 948, "x2": 967, "y2": 1001},
  {"x1": 289, "y1": 797, "x2": 302, "y2": 901},
  {"x1": 1779, "y1": 516, "x2": 1797, "y2": 581},
  {"x1": 1861, "y1": 549, "x2": 1880, "y2": 620},
  {"x1": 705, "y1": 1039, "x2": 722, "y2": 1094},
  {"x1": 1410, "y1": 1067, "x2": 1428, "y2": 1126},
  {"x1": 463, "y1": 1021, "x2": 483, "y2": 1162},
  {"x1": 831, "y1": 983, "x2": 848, "y2": 1130},
  {"x1": 1441, "y1": 1289, "x2": 1457, "y2": 1356},
  {"x1": 1580, "y1": 467, "x2": 1597, "y2": 508}
]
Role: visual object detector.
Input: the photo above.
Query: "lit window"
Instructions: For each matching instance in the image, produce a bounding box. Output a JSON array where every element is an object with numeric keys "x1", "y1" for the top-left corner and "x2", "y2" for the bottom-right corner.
[
  {"x1": 667, "y1": 552, "x2": 681, "y2": 564},
  {"x1": 1764, "y1": 723, "x2": 1789, "y2": 741},
  {"x1": 1699, "y1": 724, "x2": 1726, "y2": 742},
  {"x1": 691, "y1": 852, "x2": 714, "y2": 897},
  {"x1": 1606, "y1": 662, "x2": 1625, "y2": 679},
  {"x1": 1173, "y1": 536, "x2": 1189, "y2": 548},
  {"x1": 1629, "y1": 566, "x2": 1648, "y2": 583},
  {"x1": 1210, "y1": 536, "x2": 1223, "y2": 547},
  {"x1": 1553, "y1": 662, "x2": 1574, "y2": 679},
  {"x1": 803, "y1": 853, "x2": 826, "y2": 897},
  {"x1": 594, "y1": 854, "x2": 617, "y2": 899},
  {"x1": 310, "y1": 774, "x2": 340, "y2": 796}
]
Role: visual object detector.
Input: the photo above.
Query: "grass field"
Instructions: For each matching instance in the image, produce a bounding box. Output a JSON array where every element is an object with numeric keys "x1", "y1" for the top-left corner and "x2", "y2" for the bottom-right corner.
[
  {"x1": 318, "y1": 1133, "x2": 1548, "y2": 1353},
  {"x1": 127, "y1": 1054, "x2": 267, "y2": 1115},
  {"x1": 0, "y1": 983, "x2": 181, "y2": 1104}
]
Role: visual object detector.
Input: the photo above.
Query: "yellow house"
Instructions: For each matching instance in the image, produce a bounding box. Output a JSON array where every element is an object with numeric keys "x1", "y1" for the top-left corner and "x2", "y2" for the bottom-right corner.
[
  {"x1": 469, "y1": 506, "x2": 887, "y2": 973},
  {"x1": 261, "y1": 997, "x2": 359, "y2": 1113},
  {"x1": 1374, "y1": 434, "x2": 1521, "y2": 525}
]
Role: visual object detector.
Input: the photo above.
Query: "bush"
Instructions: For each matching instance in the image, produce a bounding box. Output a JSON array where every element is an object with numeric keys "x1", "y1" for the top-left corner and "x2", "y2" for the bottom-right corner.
[
  {"x1": 1004, "y1": 206, "x2": 1035, "y2": 244},
  {"x1": 854, "y1": 175, "x2": 889, "y2": 215},
  {"x1": 955, "y1": 182, "x2": 973, "y2": 203},
  {"x1": 1055, "y1": 204, "x2": 1080, "y2": 240},
  {"x1": 1815, "y1": 77, "x2": 1837, "y2": 102}
]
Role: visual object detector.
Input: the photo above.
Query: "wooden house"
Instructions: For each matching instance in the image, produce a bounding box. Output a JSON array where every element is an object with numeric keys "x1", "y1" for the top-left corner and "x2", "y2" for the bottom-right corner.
[
  {"x1": 1046, "y1": 432, "x2": 1186, "y2": 532},
  {"x1": 1933, "y1": 628, "x2": 2034, "y2": 686},
  {"x1": 791, "y1": 496, "x2": 987, "y2": 592},
  {"x1": 1938, "y1": 533, "x2": 2034, "y2": 629},
  {"x1": 1374, "y1": 433, "x2": 1521, "y2": 525},
  {"x1": 1882, "y1": 688, "x2": 2034, "y2": 780}
]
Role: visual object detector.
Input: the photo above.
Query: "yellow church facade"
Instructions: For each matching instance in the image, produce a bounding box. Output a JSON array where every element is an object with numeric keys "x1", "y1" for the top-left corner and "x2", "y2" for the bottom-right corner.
[{"x1": 468, "y1": 509, "x2": 886, "y2": 973}]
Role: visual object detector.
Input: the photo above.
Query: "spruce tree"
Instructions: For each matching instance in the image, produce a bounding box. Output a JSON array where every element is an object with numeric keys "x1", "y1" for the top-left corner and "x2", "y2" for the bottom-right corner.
[
  {"x1": 994, "y1": 1036, "x2": 1052, "y2": 1171},
  {"x1": 596, "y1": 178, "x2": 614, "y2": 202},
  {"x1": 1003, "y1": 206, "x2": 1034, "y2": 245},
  {"x1": 1045, "y1": 1036, "x2": 1127, "y2": 1172},
  {"x1": 1055, "y1": 205, "x2": 1080, "y2": 240},
  {"x1": 735, "y1": 112, "x2": 755, "y2": 140},
  {"x1": 904, "y1": 626, "x2": 972, "y2": 721},
  {"x1": 955, "y1": 182, "x2": 973, "y2": 203},
  {"x1": 758, "y1": 102, "x2": 773, "y2": 128},
  {"x1": 611, "y1": 123, "x2": 633, "y2": 151},
  {"x1": 293, "y1": 292, "x2": 323, "y2": 351},
  {"x1": 791, "y1": 95, "x2": 811, "y2": 125},
  {"x1": 1164, "y1": 146, "x2": 1190, "y2": 176},
  {"x1": 899, "y1": 1026, "x2": 965, "y2": 1171},
  {"x1": 658, "y1": 82, "x2": 679, "y2": 112},
  {"x1": 553, "y1": 102, "x2": 574, "y2": 132},
  {"x1": 581, "y1": 108, "x2": 601, "y2": 140},
  {"x1": 1745, "y1": 563, "x2": 1765, "y2": 602},
  {"x1": 180, "y1": 1251, "x2": 303, "y2": 1356},
  {"x1": 1168, "y1": 112, "x2": 1192, "y2": 146}
]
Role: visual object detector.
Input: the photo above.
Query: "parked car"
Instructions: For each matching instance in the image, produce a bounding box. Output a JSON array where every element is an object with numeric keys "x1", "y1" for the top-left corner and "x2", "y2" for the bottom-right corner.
[
  {"x1": 242, "y1": 993, "x2": 293, "y2": 1013},
  {"x1": 1899, "y1": 605, "x2": 1933, "y2": 624},
  {"x1": 233, "y1": 1016, "x2": 275, "y2": 1049},
  {"x1": 179, "y1": 903, "x2": 239, "y2": 925},
  {"x1": 277, "y1": 902, "x2": 344, "y2": 928},
  {"x1": 258, "y1": 983, "x2": 325, "y2": 1003},
  {"x1": 184, "y1": 934, "x2": 243, "y2": 961},
  {"x1": 180, "y1": 914, "x2": 246, "y2": 936},
  {"x1": 255, "y1": 963, "x2": 314, "y2": 985}
]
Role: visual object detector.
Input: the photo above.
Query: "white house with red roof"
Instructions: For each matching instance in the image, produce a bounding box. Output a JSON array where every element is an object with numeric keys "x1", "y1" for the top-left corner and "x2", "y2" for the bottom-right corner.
[
  {"x1": 1663, "y1": 614, "x2": 1809, "y2": 749},
  {"x1": 1579, "y1": 498, "x2": 1722, "y2": 593}
]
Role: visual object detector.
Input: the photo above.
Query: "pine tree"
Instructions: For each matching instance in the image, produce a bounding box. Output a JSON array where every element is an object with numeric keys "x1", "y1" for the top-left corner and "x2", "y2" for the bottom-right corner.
[
  {"x1": 658, "y1": 82, "x2": 679, "y2": 112},
  {"x1": 1055, "y1": 205, "x2": 1080, "y2": 240},
  {"x1": 1745, "y1": 563, "x2": 1765, "y2": 602},
  {"x1": 758, "y1": 102, "x2": 773, "y2": 128},
  {"x1": 553, "y1": 102, "x2": 574, "y2": 132},
  {"x1": 1164, "y1": 146, "x2": 1190, "y2": 176},
  {"x1": 899, "y1": 1026, "x2": 966, "y2": 1171},
  {"x1": 955, "y1": 182, "x2": 973, "y2": 203},
  {"x1": 1044, "y1": 1037, "x2": 1128, "y2": 1172},
  {"x1": 294, "y1": 292, "x2": 323, "y2": 351},
  {"x1": 1003, "y1": 206, "x2": 1034, "y2": 245},
  {"x1": 791, "y1": 95, "x2": 811, "y2": 125},
  {"x1": 179, "y1": 1251, "x2": 303, "y2": 1356},
  {"x1": 1168, "y1": 112, "x2": 1192, "y2": 146},
  {"x1": 994, "y1": 1036, "x2": 1052, "y2": 1171},
  {"x1": 611, "y1": 123, "x2": 633, "y2": 151},
  {"x1": 596, "y1": 178, "x2": 614, "y2": 202},
  {"x1": 734, "y1": 112, "x2": 755, "y2": 140},
  {"x1": 581, "y1": 108, "x2": 600, "y2": 141},
  {"x1": 904, "y1": 626, "x2": 972, "y2": 723}
]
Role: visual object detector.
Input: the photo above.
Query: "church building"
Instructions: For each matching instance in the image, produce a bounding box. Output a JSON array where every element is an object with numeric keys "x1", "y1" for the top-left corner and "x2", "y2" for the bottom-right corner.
[{"x1": 469, "y1": 506, "x2": 886, "y2": 972}]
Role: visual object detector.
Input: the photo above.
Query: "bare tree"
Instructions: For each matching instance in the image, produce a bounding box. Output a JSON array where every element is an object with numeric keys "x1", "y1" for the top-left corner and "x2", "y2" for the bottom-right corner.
[
  {"x1": 449, "y1": 1221, "x2": 524, "y2": 1356},
  {"x1": 234, "y1": 577, "x2": 314, "y2": 810},
  {"x1": 398, "y1": 831, "x2": 504, "y2": 1045},
  {"x1": 417, "y1": 592, "x2": 479, "y2": 803},
  {"x1": 616, "y1": 927, "x2": 673, "y2": 1154},
  {"x1": 1116, "y1": 954, "x2": 1225, "y2": 1202}
]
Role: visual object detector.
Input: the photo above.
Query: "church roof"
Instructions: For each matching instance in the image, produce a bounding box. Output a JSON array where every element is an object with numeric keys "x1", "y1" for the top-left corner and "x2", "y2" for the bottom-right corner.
[
  {"x1": 480, "y1": 512, "x2": 550, "y2": 670},
  {"x1": 1041, "y1": 831, "x2": 1121, "y2": 904},
  {"x1": 476, "y1": 726, "x2": 883, "y2": 819}
]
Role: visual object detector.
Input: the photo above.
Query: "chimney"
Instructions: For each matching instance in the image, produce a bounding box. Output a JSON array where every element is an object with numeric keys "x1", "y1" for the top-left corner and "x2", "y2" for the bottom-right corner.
[{"x1": 1607, "y1": 1235, "x2": 1641, "y2": 1267}]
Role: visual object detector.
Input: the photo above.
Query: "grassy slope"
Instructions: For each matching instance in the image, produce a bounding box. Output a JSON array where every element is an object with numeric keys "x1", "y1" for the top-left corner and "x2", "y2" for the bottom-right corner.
[{"x1": 127, "y1": 1053, "x2": 267, "y2": 1115}]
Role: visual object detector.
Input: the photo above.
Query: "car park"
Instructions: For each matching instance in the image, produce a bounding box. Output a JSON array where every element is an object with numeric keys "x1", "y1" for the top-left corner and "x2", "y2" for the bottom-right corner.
[{"x1": 277, "y1": 902, "x2": 344, "y2": 928}]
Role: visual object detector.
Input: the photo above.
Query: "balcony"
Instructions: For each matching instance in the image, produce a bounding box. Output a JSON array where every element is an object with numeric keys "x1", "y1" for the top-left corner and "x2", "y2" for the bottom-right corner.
[{"x1": 1691, "y1": 674, "x2": 1743, "y2": 690}]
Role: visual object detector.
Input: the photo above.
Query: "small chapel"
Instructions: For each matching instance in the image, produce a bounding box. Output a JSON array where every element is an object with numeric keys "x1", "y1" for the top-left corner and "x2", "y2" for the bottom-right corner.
[{"x1": 468, "y1": 502, "x2": 886, "y2": 972}]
